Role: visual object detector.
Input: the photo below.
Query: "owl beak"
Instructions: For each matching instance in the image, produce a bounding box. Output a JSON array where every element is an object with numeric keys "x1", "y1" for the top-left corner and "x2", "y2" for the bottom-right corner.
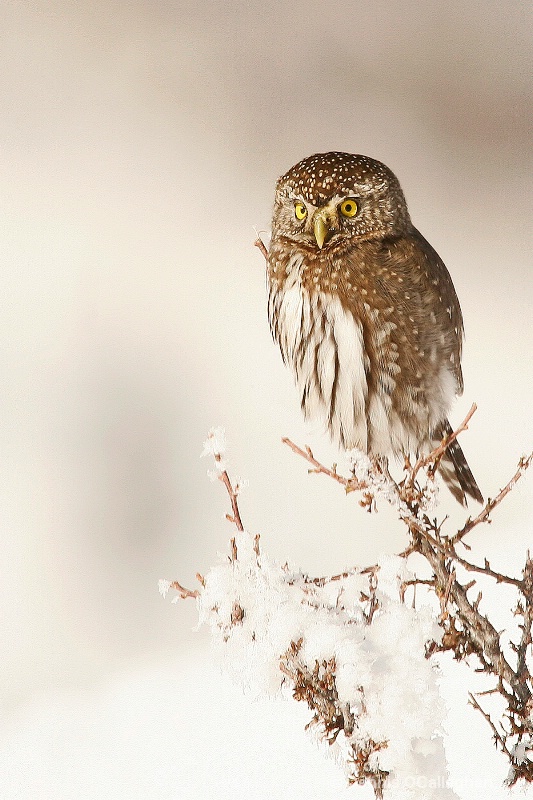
[{"x1": 313, "y1": 213, "x2": 331, "y2": 249}]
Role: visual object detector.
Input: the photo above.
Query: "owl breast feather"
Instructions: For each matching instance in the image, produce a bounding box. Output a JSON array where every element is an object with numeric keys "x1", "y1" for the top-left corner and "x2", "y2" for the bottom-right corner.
[{"x1": 268, "y1": 254, "x2": 456, "y2": 457}]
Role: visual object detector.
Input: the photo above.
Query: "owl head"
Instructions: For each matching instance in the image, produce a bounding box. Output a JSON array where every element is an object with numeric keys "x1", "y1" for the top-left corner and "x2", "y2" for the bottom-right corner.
[{"x1": 272, "y1": 152, "x2": 411, "y2": 250}]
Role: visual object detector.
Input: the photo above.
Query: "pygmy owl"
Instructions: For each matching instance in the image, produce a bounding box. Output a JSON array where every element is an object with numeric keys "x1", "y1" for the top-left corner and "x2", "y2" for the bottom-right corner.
[{"x1": 267, "y1": 152, "x2": 482, "y2": 505}]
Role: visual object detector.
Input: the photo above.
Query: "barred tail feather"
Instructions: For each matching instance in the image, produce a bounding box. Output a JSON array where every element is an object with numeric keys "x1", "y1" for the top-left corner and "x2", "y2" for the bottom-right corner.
[{"x1": 432, "y1": 420, "x2": 484, "y2": 506}]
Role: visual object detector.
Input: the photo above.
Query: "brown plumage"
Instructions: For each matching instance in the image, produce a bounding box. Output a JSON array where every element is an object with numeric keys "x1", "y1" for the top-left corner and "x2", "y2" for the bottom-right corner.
[{"x1": 267, "y1": 152, "x2": 482, "y2": 505}]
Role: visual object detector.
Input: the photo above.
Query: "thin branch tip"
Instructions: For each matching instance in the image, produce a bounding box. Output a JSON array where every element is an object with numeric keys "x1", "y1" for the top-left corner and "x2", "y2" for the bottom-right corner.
[
  {"x1": 170, "y1": 580, "x2": 200, "y2": 600},
  {"x1": 254, "y1": 236, "x2": 269, "y2": 260}
]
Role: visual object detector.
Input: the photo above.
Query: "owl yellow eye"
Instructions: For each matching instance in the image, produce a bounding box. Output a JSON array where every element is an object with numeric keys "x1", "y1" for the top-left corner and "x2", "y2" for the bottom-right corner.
[
  {"x1": 340, "y1": 198, "x2": 358, "y2": 218},
  {"x1": 294, "y1": 202, "x2": 307, "y2": 221}
]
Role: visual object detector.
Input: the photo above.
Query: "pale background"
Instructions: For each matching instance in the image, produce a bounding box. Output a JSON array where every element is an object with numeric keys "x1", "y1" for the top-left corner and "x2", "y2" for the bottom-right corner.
[{"x1": 1, "y1": 1, "x2": 532, "y2": 798}]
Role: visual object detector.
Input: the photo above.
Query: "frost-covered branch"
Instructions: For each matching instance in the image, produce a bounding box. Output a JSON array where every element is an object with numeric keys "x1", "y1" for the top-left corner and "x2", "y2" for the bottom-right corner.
[
  {"x1": 282, "y1": 425, "x2": 533, "y2": 789},
  {"x1": 162, "y1": 422, "x2": 533, "y2": 797},
  {"x1": 281, "y1": 437, "x2": 367, "y2": 493}
]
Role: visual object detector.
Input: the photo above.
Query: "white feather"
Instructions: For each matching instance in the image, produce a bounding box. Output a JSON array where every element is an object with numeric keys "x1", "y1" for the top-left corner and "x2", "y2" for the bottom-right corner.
[
  {"x1": 271, "y1": 266, "x2": 368, "y2": 451},
  {"x1": 330, "y1": 298, "x2": 368, "y2": 449}
]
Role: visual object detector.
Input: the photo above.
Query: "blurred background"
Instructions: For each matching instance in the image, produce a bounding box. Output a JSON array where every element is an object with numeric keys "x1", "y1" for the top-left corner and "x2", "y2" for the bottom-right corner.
[{"x1": 1, "y1": 1, "x2": 531, "y2": 797}]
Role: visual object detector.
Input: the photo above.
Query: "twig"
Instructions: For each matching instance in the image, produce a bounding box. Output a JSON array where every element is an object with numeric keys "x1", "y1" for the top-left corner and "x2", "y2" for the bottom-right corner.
[
  {"x1": 170, "y1": 580, "x2": 200, "y2": 599},
  {"x1": 230, "y1": 537, "x2": 238, "y2": 561},
  {"x1": 284, "y1": 437, "x2": 452, "y2": 557},
  {"x1": 306, "y1": 570, "x2": 353, "y2": 587},
  {"x1": 451, "y1": 453, "x2": 533, "y2": 545},
  {"x1": 440, "y1": 569, "x2": 456, "y2": 613},
  {"x1": 451, "y1": 553, "x2": 522, "y2": 587},
  {"x1": 168, "y1": 464, "x2": 245, "y2": 603},
  {"x1": 400, "y1": 577, "x2": 435, "y2": 603},
  {"x1": 405, "y1": 404, "x2": 478, "y2": 490},
  {"x1": 219, "y1": 468, "x2": 245, "y2": 532},
  {"x1": 468, "y1": 692, "x2": 512, "y2": 758},
  {"x1": 514, "y1": 555, "x2": 533, "y2": 699},
  {"x1": 415, "y1": 532, "x2": 530, "y2": 704},
  {"x1": 254, "y1": 236, "x2": 269, "y2": 260},
  {"x1": 282, "y1": 437, "x2": 367, "y2": 492}
]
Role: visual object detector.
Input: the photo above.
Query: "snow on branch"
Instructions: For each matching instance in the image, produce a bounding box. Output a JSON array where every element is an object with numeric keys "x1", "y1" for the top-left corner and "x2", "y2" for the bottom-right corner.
[{"x1": 162, "y1": 419, "x2": 533, "y2": 797}]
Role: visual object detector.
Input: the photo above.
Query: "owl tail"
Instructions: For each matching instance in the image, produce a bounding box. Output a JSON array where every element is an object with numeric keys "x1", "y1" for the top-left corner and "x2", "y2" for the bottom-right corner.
[{"x1": 432, "y1": 420, "x2": 484, "y2": 506}]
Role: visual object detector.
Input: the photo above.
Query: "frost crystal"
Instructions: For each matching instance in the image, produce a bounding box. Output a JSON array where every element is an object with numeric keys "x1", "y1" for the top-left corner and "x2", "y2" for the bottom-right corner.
[
  {"x1": 201, "y1": 426, "x2": 227, "y2": 459},
  {"x1": 201, "y1": 426, "x2": 227, "y2": 473},
  {"x1": 346, "y1": 447, "x2": 374, "y2": 481},
  {"x1": 512, "y1": 741, "x2": 530, "y2": 765}
]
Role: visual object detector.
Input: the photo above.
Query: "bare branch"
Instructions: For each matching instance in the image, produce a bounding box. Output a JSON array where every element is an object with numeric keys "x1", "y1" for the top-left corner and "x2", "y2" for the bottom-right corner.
[
  {"x1": 254, "y1": 236, "x2": 269, "y2": 261},
  {"x1": 451, "y1": 553, "x2": 523, "y2": 587},
  {"x1": 167, "y1": 460, "x2": 246, "y2": 603},
  {"x1": 405, "y1": 404, "x2": 478, "y2": 491},
  {"x1": 282, "y1": 437, "x2": 367, "y2": 492},
  {"x1": 230, "y1": 537, "x2": 238, "y2": 561},
  {"x1": 218, "y1": 468, "x2": 245, "y2": 532},
  {"x1": 451, "y1": 453, "x2": 533, "y2": 545},
  {"x1": 170, "y1": 580, "x2": 200, "y2": 600},
  {"x1": 468, "y1": 692, "x2": 512, "y2": 758},
  {"x1": 400, "y1": 577, "x2": 435, "y2": 604},
  {"x1": 515, "y1": 556, "x2": 533, "y2": 700}
]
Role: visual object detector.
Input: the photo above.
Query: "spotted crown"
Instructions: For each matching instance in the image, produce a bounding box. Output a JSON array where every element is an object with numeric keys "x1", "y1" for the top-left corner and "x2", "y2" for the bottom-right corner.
[{"x1": 277, "y1": 151, "x2": 411, "y2": 234}]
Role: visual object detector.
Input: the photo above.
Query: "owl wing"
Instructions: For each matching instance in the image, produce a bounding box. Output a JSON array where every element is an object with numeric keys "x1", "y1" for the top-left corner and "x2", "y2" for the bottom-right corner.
[
  {"x1": 359, "y1": 229, "x2": 475, "y2": 500},
  {"x1": 353, "y1": 227, "x2": 465, "y2": 396},
  {"x1": 408, "y1": 227, "x2": 464, "y2": 395}
]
